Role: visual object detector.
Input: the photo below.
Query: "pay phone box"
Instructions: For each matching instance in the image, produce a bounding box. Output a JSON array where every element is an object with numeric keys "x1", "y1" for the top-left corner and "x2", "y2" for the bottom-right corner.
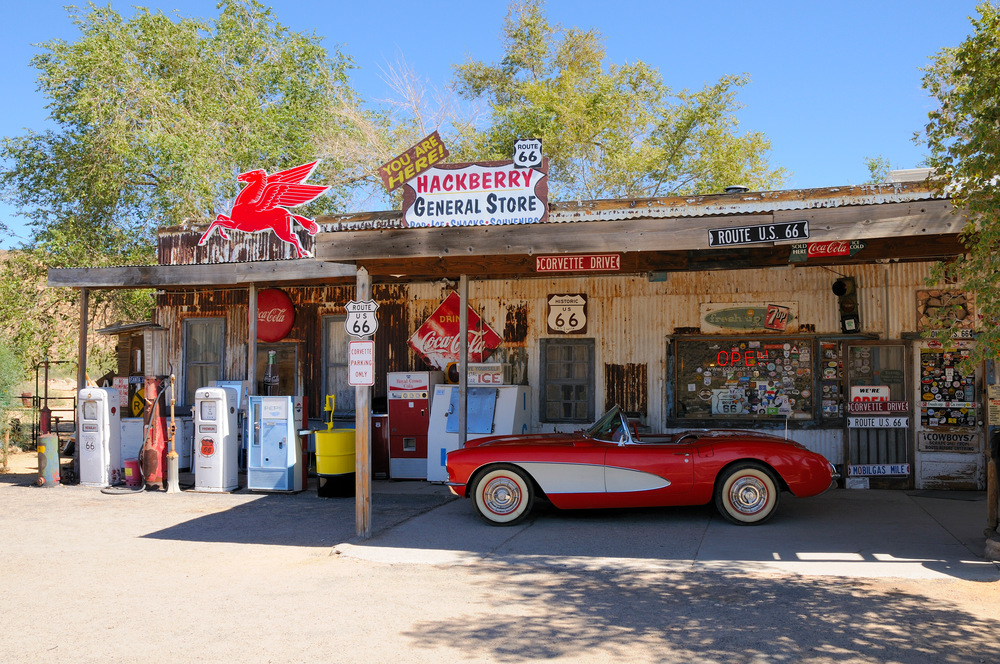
[
  {"x1": 77, "y1": 387, "x2": 122, "y2": 487},
  {"x1": 193, "y1": 386, "x2": 239, "y2": 492},
  {"x1": 246, "y1": 396, "x2": 303, "y2": 492}
]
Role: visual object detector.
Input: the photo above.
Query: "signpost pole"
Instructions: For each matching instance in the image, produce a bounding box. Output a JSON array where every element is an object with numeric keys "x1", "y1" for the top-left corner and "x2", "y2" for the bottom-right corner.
[
  {"x1": 458, "y1": 275, "x2": 468, "y2": 449},
  {"x1": 355, "y1": 267, "x2": 372, "y2": 539}
]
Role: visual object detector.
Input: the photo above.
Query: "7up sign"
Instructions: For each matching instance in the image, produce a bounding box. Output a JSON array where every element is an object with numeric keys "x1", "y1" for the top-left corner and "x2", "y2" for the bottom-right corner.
[{"x1": 345, "y1": 300, "x2": 379, "y2": 337}]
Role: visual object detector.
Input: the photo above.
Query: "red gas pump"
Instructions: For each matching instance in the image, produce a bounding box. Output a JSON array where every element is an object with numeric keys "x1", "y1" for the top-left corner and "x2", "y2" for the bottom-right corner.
[
  {"x1": 141, "y1": 375, "x2": 169, "y2": 488},
  {"x1": 387, "y1": 372, "x2": 443, "y2": 479}
]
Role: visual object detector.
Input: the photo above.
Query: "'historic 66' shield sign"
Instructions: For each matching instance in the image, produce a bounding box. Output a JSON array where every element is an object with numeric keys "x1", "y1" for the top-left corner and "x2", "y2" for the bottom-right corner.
[
  {"x1": 546, "y1": 294, "x2": 588, "y2": 334},
  {"x1": 345, "y1": 300, "x2": 379, "y2": 337}
]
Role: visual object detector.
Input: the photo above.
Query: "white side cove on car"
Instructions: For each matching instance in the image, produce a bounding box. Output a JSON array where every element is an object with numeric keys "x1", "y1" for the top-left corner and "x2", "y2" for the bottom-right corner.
[{"x1": 512, "y1": 461, "x2": 671, "y2": 494}]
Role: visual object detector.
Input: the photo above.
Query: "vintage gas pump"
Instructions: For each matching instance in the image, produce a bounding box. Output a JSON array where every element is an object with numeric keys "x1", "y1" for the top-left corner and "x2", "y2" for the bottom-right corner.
[
  {"x1": 193, "y1": 386, "x2": 239, "y2": 492},
  {"x1": 246, "y1": 395, "x2": 302, "y2": 492},
  {"x1": 77, "y1": 387, "x2": 122, "y2": 487}
]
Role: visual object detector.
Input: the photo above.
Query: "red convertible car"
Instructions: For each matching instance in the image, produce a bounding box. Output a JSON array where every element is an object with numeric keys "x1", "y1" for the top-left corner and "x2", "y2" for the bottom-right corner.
[{"x1": 446, "y1": 405, "x2": 837, "y2": 526}]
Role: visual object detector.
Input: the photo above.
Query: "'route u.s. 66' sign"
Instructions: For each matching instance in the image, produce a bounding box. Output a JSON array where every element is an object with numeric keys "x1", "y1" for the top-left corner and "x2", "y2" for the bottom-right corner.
[{"x1": 345, "y1": 300, "x2": 379, "y2": 337}]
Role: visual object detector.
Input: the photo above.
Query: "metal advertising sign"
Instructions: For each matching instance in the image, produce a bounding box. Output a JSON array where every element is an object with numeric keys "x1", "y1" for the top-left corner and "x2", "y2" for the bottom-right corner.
[
  {"x1": 708, "y1": 220, "x2": 808, "y2": 247},
  {"x1": 989, "y1": 384, "x2": 1000, "y2": 426},
  {"x1": 699, "y1": 303, "x2": 799, "y2": 334},
  {"x1": 344, "y1": 300, "x2": 379, "y2": 338},
  {"x1": 546, "y1": 294, "x2": 588, "y2": 334},
  {"x1": 400, "y1": 158, "x2": 549, "y2": 227},
  {"x1": 255, "y1": 288, "x2": 295, "y2": 342},
  {"x1": 917, "y1": 431, "x2": 980, "y2": 453},
  {"x1": 848, "y1": 464, "x2": 910, "y2": 476},
  {"x1": 848, "y1": 415, "x2": 908, "y2": 428},
  {"x1": 408, "y1": 292, "x2": 503, "y2": 370},
  {"x1": 377, "y1": 131, "x2": 450, "y2": 192},
  {"x1": 199, "y1": 161, "x2": 329, "y2": 259},
  {"x1": 788, "y1": 240, "x2": 865, "y2": 263}
]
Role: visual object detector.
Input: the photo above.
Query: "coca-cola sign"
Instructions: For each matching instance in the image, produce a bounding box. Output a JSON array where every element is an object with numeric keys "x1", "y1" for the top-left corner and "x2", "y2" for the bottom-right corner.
[
  {"x1": 408, "y1": 292, "x2": 502, "y2": 370},
  {"x1": 789, "y1": 240, "x2": 865, "y2": 262},
  {"x1": 255, "y1": 288, "x2": 295, "y2": 342}
]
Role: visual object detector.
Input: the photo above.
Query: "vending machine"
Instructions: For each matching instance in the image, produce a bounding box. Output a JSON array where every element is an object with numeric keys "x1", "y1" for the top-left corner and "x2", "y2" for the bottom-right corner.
[
  {"x1": 426, "y1": 384, "x2": 531, "y2": 482},
  {"x1": 246, "y1": 395, "x2": 303, "y2": 492},
  {"x1": 193, "y1": 386, "x2": 239, "y2": 492},
  {"x1": 77, "y1": 387, "x2": 122, "y2": 487},
  {"x1": 387, "y1": 371, "x2": 443, "y2": 479}
]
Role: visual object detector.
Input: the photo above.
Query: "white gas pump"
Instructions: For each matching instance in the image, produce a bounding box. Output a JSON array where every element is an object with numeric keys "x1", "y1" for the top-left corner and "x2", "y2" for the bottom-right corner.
[
  {"x1": 246, "y1": 395, "x2": 303, "y2": 492},
  {"x1": 77, "y1": 387, "x2": 122, "y2": 487},
  {"x1": 193, "y1": 386, "x2": 239, "y2": 492}
]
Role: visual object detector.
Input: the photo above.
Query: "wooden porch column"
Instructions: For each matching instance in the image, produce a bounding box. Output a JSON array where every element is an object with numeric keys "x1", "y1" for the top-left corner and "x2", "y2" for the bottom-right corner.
[
  {"x1": 248, "y1": 282, "x2": 258, "y2": 394},
  {"x1": 458, "y1": 274, "x2": 469, "y2": 448}
]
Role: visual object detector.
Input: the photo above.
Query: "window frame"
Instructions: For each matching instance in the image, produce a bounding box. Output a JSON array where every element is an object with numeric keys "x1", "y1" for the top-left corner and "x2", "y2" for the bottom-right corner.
[{"x1": 539, "y1": 337, "x2": 595, "y2": 424}]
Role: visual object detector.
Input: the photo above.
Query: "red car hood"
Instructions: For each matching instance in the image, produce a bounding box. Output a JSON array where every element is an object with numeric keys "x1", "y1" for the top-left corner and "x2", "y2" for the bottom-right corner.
[{"x1": 461, "y1": 432, "x2": 580, "y2": 449}]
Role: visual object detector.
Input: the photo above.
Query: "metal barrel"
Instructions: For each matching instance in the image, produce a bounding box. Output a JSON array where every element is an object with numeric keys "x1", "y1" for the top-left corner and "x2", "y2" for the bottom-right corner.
[{"x1": 36, "y1": 433, "x2": 60, "y2": 487}]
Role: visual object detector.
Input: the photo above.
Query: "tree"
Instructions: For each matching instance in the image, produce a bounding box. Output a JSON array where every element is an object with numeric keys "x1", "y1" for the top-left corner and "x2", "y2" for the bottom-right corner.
[
  {"x1": 0, "y1": 0, "x2": 383, "y2": 367},
  {"x1": 920, "y1": 2, "x2": 1000, "y2": 367},
  {"x1": 451, "y1": 0, "x2": 786, "y2": 201}
]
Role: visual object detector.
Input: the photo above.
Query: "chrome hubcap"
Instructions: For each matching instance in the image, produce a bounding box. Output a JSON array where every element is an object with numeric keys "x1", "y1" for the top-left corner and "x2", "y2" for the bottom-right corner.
[
  {"x1": 483, "y1": 477, "x2": 521, "y2": 515},
  {"x1": 730, "y1": 476, "x2": 768, "y2": 514}
]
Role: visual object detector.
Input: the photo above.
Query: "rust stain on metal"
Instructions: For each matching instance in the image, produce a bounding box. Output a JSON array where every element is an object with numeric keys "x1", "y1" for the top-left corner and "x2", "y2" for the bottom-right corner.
[
  {"x1": 605, "y1": 363, "x2": 647, "y2": 415},
  {"x1": 503, "y1": 303, "x2": 529, "y2": 344}
]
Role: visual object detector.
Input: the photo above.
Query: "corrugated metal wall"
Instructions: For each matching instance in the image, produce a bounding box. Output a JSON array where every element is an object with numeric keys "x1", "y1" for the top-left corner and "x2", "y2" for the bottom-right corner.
[{"x1": 154, "y1": 260, "x2": 938, "y2": 463}]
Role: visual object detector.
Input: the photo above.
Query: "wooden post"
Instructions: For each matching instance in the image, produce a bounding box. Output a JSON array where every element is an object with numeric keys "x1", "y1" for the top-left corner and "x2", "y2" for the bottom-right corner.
[
  {"x1": 987, "y1": 361, "x2": 998, "y2": 533},
  {"x1": 248, "y1": 283, "x2": 258, "y2": 394},
  {"x1": 458, "y1": 275, "x2": 468, "y2": 448},
  {"x1": 355, "y1": 266, "x2": 372, "y2": 538},
  {"x1": 76, "y1": 288, "x2": 89, "y2": 477}
]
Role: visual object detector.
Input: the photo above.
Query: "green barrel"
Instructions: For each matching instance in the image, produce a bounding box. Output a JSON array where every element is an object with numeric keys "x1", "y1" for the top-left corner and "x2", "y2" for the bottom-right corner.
[{"x1": 36, "y1": 433, "x2": 61, "y2": 487}]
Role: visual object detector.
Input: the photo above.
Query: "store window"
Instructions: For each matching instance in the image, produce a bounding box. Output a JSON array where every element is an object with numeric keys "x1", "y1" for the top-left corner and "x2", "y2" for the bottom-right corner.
[
  {"x1": 322, "y1": 316, "x2": 354, "y2": 414},
  {"x1": 540, "y1": 338, "x2": 595, "y2": 423},
  {"x1": 673, "y1": 337, "x2": 815, "y2": 420},
  {"x1": 183, "y1": 318, "x2": 225, "y2": 407},
  {"x1": 255, "y1": 343, "x2": 297, "y2": 396}
]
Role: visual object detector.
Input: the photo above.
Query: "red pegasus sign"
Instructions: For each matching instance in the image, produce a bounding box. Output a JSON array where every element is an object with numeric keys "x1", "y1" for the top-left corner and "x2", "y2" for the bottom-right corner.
[{"x1": 199, "y1": 161, "x2": 329, "y2": 258}]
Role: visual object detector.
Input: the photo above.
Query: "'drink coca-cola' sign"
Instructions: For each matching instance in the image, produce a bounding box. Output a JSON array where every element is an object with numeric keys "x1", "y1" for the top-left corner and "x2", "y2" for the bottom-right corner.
[
  {"x1": 255, "y1": 288, "x2": 295, "y2": 342},
  {"x1": 788, "y1": 240, "x2": 866, "y2": 263},
  {"x1": 408, "y1": 292, "x2": 502, "y2": 370}
]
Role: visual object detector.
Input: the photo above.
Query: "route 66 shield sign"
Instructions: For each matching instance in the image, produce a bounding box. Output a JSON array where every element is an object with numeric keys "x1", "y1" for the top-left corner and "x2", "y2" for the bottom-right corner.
[
  {"x1": 513, "y1": 138, "x2": 543, "y2": 169},
  {"x1": 546, "y1": 294, "x2": 587, "y2": 334},
  {"x1": 345, "y1": 300, "x2": 379, "y2": 337}
]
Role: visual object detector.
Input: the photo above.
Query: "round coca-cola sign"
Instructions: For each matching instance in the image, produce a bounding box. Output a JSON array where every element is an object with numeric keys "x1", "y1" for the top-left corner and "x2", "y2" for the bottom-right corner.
[{"x1": 255, "y1": 288, "x2": 295, "y2": 342}]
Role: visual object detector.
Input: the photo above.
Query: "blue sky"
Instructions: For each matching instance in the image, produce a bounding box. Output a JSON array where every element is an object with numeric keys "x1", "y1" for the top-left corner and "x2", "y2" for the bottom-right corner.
[{"x1": 0, "y1": 0, "x2": 982, "y2": 250}]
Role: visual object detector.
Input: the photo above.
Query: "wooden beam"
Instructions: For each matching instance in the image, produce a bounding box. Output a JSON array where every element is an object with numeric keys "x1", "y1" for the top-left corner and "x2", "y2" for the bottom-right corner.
[
  {"x1": 47, "y1": 258, "x2": 356, "y2": 289},
  {"x1": 316, "y1": 200, "x2": 964, "y2": 262}
]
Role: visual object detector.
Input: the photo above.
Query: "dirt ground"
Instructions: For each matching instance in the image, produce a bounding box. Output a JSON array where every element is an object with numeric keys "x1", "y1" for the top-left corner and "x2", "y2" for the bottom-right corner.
[{"x1": 3, "y1": 445, "x2": 1000, "y2": 663}]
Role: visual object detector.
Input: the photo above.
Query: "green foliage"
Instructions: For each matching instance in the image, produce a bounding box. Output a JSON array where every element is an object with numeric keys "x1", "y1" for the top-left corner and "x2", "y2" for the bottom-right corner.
[
  {"x1": 920, "y1": 2, "x2": 1000, "y2": 368},
  {"x1": 864, "y1": 155, "x2": 893, "y2": 184},
  {"x1": 0, "y1": 1, "x2": 381, "y2": 364},
  {"x1": 0, "y1": 341, "x2": 26, "y2": 438},
  {"x1": 451, "y1": 0, "x2": 786, "y2": 200}
]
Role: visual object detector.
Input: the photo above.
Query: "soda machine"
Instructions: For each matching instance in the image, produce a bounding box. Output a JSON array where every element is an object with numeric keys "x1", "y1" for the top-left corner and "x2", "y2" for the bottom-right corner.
[
  {"x1": 387, "y1": 371, "x2": 443, "y2": 479},
  {"x1": 77, "y1": 387, "x2": 122, "y2": 487},
  {"x1": 426, "y1": 384, "x2": 531, "y2": 482},
  {"x1": 246, "y1": 395, "x2": 303, "y2": 492},
  {"x1": 192, "y1": 386, "x2": 239, "y2": 492}
]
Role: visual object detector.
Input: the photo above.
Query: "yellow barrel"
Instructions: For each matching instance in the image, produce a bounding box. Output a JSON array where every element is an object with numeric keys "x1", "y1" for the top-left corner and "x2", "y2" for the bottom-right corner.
[{"x1": 314, "y1": 429, "x2": 356, "y2": 476}]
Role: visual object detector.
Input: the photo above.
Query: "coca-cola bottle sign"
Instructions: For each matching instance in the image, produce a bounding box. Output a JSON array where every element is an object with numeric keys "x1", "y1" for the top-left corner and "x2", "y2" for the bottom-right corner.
[
  {"x1": 408, "y1": 292, "x2": 503, "y2": 370},
  {"x1": 254, "y1": 288, "x2": 295, "y2": 342}
]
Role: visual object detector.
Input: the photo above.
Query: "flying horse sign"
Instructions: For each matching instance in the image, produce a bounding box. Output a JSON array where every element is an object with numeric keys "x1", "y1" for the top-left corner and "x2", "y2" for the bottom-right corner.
[{"x1": 199, "y1": 161, "x2": 330, "y2": 258}]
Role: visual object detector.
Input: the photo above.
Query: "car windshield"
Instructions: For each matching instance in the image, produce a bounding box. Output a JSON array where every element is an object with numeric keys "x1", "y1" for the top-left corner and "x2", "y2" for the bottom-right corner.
[{"x1": 585, "y1": 406, "x2": 629, "y2": 442}]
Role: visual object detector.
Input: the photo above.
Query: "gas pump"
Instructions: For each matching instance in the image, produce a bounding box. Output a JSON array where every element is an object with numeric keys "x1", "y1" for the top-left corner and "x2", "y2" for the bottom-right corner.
[
  {"x1": 193, "y1": 386, "x2": 239, "y2": 492},
  {"x1": 246, "y1": 395, "x2": 303, "y2": 492},
  {"x1": 77, "y1": 387, "x2": 122, "y2": 487}
]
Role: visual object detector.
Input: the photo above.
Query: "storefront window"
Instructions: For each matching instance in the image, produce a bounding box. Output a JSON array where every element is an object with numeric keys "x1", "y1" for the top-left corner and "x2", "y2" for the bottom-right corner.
[
  {"x1": 322, "y1": 316, "x2": 354, "y2": 414},
  {"x1": 255, "y1": 343, "x2": 297, "y2": 396},
  {"x1": 183, "y1": 318, "x2": 225, "y2": 407},
  {"x1": 540, "y1": 338, "x2": 595, "y2": 423},
  {"x1": 673, "y1": 337, "x2": 814, "y2": 420}
]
